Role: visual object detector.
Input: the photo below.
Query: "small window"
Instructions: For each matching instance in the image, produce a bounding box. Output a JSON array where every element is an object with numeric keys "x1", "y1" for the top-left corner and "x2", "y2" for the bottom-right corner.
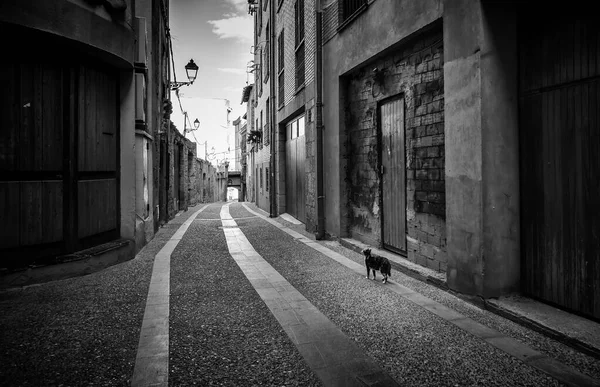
[
  {"x1": 298, "y1": 116, "x2": 305, "y2": 137},
  {"x1": 266, "y1": 167, "x2": 269, "y2": 191},
  {"x1": 291, "y1": 120, "x2": 297, "y2": 139},
  {"x1": 260, "y1": 167, "x2": 263, "y2": 189}
]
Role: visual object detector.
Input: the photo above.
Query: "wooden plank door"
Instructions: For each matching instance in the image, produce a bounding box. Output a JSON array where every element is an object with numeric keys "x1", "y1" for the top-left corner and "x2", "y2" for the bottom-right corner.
[
  {"x1": 380, "y1": 96, "x2": 406, "y2": 253},
  {"x1": 519, "y1": 10, "x2": 600, "y2": 319},
  {"x1": 76, "y1": 64, "x2": 119, "y2": 249},
  {"x1": 285, "y1": 116, "x2": 306, "y2": 223},
  {"x1": 0, "y1": 61, "x2": 66, "y2": 266}
]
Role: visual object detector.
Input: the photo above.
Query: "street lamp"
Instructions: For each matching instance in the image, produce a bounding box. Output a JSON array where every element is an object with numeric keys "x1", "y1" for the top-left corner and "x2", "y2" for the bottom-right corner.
[
  {"x1": 169, "y1": 59, "x2": 199, "y2": 91},
  {"x1": 194, "y1": 118, "x2": 200, "y2": 130}
]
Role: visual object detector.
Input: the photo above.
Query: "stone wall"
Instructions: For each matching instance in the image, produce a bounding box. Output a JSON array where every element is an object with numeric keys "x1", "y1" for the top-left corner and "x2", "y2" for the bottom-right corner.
[
  {"x1": 166, "y1": 124, "x2": 225, "y2": 222},
  {"x1": 344, "y1": 26, "x2": 447, "y2": 272}
]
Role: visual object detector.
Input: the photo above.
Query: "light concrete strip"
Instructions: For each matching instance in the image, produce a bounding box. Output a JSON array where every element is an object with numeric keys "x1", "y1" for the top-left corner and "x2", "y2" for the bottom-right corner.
[
  {"x1": 221, "y1": 204, "x2": 399, "y2": 386},
  {"x1": 240, "y1": 203, "x2": 600, "y2": 387},
  {"x1": 131, "y1": 205, "x2": 208, "y2": 387}
]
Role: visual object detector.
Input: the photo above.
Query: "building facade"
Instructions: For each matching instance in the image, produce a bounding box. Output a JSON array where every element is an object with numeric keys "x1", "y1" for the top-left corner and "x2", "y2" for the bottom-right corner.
[
  {"x1": 0, "y1": 0, "x2": 226, "y2": 282},
  {"x1": 0, "y1": 0, "x2": 154, "y2": 269},
  {"x1": 247, "y1": 0, "x2": 600, "y2": 320}
]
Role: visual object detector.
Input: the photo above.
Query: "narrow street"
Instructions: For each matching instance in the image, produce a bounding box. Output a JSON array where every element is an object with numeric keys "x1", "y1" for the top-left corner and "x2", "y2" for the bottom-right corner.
[{"x1": 1, "y1": 202, "x2": 599, "y2": 387}]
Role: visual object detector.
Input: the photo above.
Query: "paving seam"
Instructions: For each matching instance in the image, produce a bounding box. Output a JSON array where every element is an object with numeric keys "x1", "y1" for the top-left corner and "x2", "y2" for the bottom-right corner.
[
  {"x1": 131, "y1": 205, "x2": 209, "y2": 387},
  {"x1": 241, "y1": 203, "x2": 600, "y2": 387},
  {"x1": 221, "y1": 203, "x2": 399, "y2": 386}
]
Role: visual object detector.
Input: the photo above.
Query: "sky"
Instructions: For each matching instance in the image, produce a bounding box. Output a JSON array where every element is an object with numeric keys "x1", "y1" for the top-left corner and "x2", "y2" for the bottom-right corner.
[{"x1": 169, "y1": 0, "x2": 253, "y2": 169}]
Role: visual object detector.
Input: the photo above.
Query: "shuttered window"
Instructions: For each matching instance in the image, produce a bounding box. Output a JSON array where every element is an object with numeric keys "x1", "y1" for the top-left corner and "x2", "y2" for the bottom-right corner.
[{"x1": 294, "y1": 0, "x2": 305, "y2": 90}]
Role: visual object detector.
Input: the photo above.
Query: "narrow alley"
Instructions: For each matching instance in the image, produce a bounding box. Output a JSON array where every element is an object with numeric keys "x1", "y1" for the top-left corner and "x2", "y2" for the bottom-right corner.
[{"x1": 1, "y1": 202, "x2": 599, "y2": 387}]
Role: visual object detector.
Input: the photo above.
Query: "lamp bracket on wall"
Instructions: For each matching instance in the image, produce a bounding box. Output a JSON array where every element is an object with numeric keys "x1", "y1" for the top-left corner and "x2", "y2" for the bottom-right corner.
[{"x1": 250, "y1": 40, "x2": 269, "y2": 54}]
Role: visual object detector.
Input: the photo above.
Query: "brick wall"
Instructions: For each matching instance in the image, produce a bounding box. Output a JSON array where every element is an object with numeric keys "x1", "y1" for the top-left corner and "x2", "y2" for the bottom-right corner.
[
  {"x1": 344, "y1": 27, "x2": 447, "y2": 272},
  {"x1": 277, "y1": 0, "x2": 315, "y2": 105},
  {"x1": 322, "y1": 0, "x2": 338, "y2": 44},
  {"x1": 274, "y1": 0, "x2": 318, "y2": 228}
]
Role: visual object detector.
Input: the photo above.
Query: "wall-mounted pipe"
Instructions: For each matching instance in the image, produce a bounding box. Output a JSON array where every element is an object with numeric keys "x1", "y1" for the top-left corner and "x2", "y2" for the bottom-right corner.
[{"x1": 315, "y1": 0, "x2": 325, "y2": 239}]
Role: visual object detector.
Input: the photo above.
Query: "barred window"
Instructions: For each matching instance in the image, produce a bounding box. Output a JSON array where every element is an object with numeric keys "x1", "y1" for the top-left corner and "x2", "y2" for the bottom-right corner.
[{"x1": 266, "y1": 167, "x2": 269, "y2": 191}]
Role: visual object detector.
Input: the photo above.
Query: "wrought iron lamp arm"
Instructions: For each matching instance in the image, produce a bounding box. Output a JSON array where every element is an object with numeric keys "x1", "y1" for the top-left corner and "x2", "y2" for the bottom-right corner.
[{"x1": 169, "y1": 81, "x2": 194, "y2": 91}]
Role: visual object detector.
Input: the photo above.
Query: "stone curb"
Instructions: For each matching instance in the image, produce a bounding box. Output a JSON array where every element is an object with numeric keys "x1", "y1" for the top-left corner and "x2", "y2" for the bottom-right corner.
[
  {"x1": 484, "y1": 300, "x2": 600, "y2": 361},
  {"x1": 0, "y1": 239, "x2": 134, "y2": 290},
  {"x1": 337, "y1": 237, "x2": 600, "y2": 361}
]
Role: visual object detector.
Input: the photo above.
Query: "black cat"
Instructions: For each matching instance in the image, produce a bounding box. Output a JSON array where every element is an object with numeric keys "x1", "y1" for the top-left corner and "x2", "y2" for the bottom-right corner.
[{"x1": 363, "y1": 248, "x2": 392, "y2": 284}]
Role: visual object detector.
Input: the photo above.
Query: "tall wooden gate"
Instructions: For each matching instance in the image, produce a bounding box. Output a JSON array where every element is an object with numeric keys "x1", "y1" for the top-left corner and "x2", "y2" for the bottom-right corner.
[
  {"x1": 380, "y1": 96, "x2": 406, "y2": 253},
  {"x1": 285, "y1": 115, "x2": 306, "y2": 223},
  {"x1": 519, "y1": 9, "x2": 600, "y2": 319},
  {"x1": 0, "y1": 54, "x2": 119, "y2": 267}
]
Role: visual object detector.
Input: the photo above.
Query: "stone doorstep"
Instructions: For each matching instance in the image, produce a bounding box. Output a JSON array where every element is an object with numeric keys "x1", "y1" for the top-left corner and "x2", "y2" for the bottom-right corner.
[
  {"x1": 337, "y1": 237, "x2": 600, "y2": 361},
  {"x1": 0, "y1": 239, "x2": 134, "y2": 290}
]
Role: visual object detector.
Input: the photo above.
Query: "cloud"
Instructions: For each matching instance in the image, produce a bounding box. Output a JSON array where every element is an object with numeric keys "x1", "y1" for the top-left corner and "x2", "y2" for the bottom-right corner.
[
  {"x1": 208, "y1": 15, "x2": 253, "y2": 43},
  {"x1": 218, "y1": 67, "x2": 247, "y2": 75},
  {"x1": 223, "y1": 0, "x2": 248, "y2": 13}
]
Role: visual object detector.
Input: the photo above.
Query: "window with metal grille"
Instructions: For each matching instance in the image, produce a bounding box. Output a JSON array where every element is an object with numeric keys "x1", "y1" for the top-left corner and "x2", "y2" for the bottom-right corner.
[
  {"x1": 266, "y1": 167, "x2": 269, "y2": 191},
  {"x1": 294, "y1": 0, "x2": 305, "y2": 89},
  {"x1": 339, "y1": 0, "x2": 367, "y2": 25},
  {"x1": 278, "y1": 30, "x2": 285, "y2": 107}
]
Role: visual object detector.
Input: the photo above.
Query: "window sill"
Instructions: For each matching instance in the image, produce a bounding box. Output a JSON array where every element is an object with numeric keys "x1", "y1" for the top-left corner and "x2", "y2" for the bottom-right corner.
[
  {"x1": 294, "y1": 83, "x2": 305, "y2": 95},
  {"x1": 337, "y1": 3, "x2": 368, "y2": 33}
]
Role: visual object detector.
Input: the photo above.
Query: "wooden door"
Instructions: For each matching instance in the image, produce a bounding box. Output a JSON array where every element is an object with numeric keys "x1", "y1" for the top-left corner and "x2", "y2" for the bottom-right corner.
[
  {"x1": 77, "y1": 65, "x2": 119, "y2": 249},
  {"x1": 380, "y1": 96, "x2": 406, "y2": 253},
  {"x1": 519, "y1": 9, "x2": 600, "y2": 319},
  {"x1": 285, "y1": 116, "x2": 306, "y2": 223},
  {"x1": 0, "y1": 55, "x2": 119, "y2": 266},
  {"x1": 0, "y1": 61, "x2": 66, "y2": 265}
]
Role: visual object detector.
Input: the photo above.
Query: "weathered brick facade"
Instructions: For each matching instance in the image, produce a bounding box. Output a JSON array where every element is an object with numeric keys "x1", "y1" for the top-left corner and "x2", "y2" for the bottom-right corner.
[
  {"x1": 273, "y1": 0, "x2": 318, "y2": 231},
  {"x1": 344, "y1": 27, "x2": 447, "y2": 272}
]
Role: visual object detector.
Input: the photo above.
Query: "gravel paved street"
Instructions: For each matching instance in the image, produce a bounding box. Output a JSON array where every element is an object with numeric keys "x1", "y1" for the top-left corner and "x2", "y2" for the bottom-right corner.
[{"x1": 1, "y1": 202, "x2": 599, "y2": 386}]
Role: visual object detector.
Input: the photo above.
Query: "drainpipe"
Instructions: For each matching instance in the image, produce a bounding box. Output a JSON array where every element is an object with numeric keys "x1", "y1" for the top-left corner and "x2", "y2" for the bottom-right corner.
[
  {"x1": 315, "y1": 0, "x2": 325, "y2": 239},
  {"x1": 269, "y1": 0, "x2": 277, "y2": 218}
]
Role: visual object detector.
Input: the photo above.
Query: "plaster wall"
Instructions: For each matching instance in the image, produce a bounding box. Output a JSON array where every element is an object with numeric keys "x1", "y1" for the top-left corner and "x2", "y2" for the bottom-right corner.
[
  {"x1": 0, "y1": 0, "x2": 133, "y2": 68},
  {"x1": 120, "y1": 71, "x2": 136, "y2": 242},
  {"x1": 322, "y1": 0, "x2": 442, "y2": 237},
  {"x1": 444, "y1": 0, "x2": 520, "y2": 297}
]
